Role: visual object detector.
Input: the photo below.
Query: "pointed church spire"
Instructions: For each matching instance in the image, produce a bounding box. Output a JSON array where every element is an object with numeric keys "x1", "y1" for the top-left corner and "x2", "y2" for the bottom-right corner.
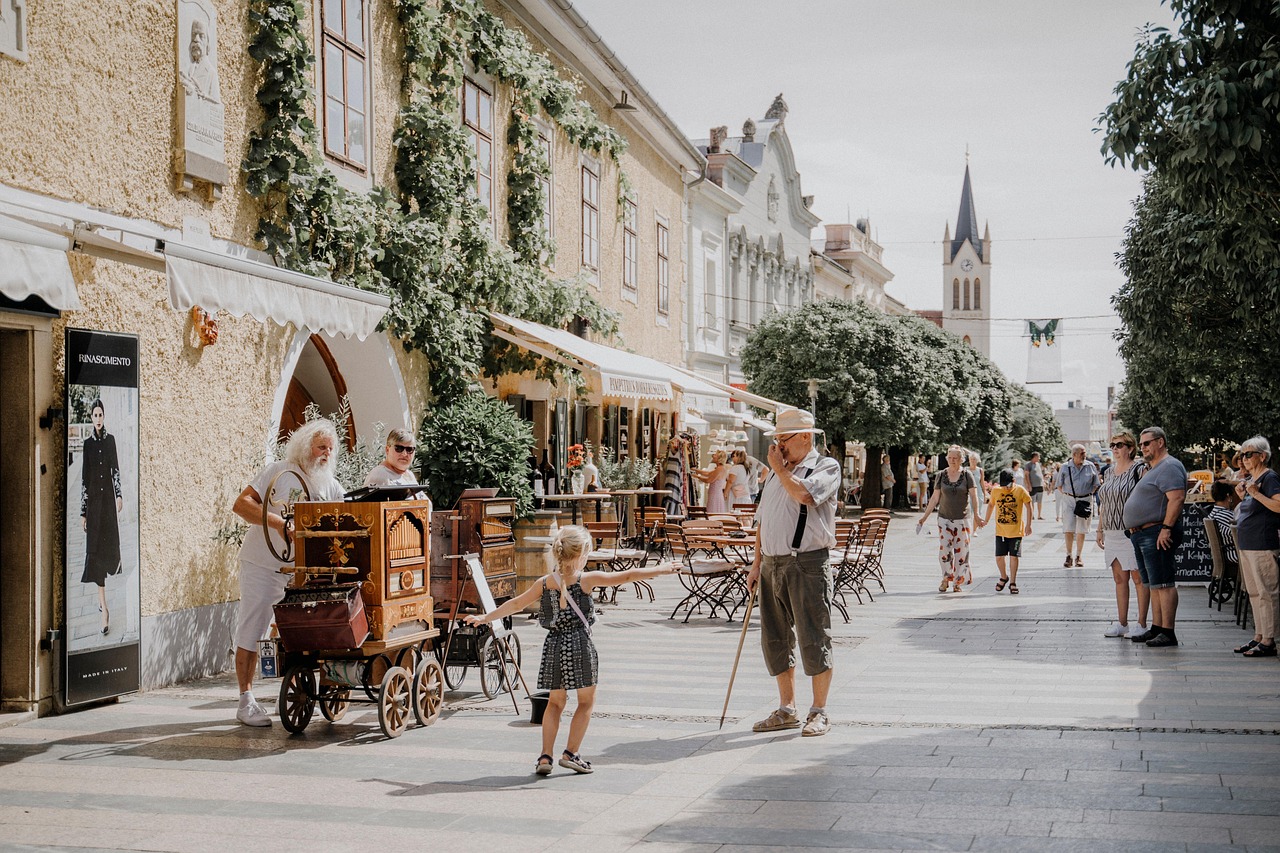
[{"x1": 950, "y1": 164, "x2": 983, "y2": 262}]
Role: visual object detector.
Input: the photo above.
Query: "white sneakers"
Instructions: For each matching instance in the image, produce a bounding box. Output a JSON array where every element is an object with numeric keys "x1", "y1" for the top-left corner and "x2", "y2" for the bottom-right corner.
[
  {"x1": 1125, "y1": 623, "x2": 1148, "y2": 640},
  {"x1": 1104, "y1": 622, "x2": 1128, "y2": 638},
  {"x1": 236, "y1": 695, "x2": 272, "y2": 727}
]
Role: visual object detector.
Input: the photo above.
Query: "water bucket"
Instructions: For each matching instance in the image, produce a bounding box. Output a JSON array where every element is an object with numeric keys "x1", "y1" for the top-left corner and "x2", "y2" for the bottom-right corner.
[{"x1": 528, "y1": 690, "x2": 551, "y2": 724}]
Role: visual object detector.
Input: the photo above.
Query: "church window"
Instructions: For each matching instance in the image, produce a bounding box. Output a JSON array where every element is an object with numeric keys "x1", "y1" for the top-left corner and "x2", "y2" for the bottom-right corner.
[
  {"x1": 973, "y1": 278, "x2": 981, "y2": 310},
  {"x1": 462, "y1": 78, "x2": 493, "y2": 224},
  {"x1": 322, "y1": 0, "x2": 369, "y2": 171},
  {"x1": 963, "y1": 335, "x2": 972, "y2": 345},
  {"x1": 963, "y1": 278, "x2": 971, "y2": 311},
  {"x1": 952, "y1": 279, "x2": 960, "y2": 310}
]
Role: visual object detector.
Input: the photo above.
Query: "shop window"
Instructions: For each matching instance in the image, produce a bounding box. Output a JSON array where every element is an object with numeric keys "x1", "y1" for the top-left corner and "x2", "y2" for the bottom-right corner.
[
  {"x1": 622, "y1": 196, "x2": 637, "y2": 292},
  {"x1": 321, "y1": 0, "x2": 368, "y2": 171},
  {"x1": 656, "y1": 218, "x2": 670, "y2": 316},
  {"x1": 581, "y1": 163, "x2": 600, "y2": 271},
  {"x1": 462, "y1": 78, "x2": 493, "y2": 224}
]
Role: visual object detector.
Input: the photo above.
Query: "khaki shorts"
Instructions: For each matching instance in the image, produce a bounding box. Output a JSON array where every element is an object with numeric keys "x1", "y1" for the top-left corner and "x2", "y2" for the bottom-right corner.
[{"x1": 759, "y1": 550, "x2": 833, "y2": 677}]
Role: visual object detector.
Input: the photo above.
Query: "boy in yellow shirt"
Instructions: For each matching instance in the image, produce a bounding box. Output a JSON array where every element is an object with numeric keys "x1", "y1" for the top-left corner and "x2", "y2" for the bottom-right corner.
[{"x1": 982, "y1": 468, "x2": 1033, "y2": 594}]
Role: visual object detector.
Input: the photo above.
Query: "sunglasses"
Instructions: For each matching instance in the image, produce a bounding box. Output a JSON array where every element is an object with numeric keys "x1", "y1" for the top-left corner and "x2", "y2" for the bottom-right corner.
[
  {"x1": 393, "y1": 444, "x2": 417, "y2": 454},
  {"x1": 1109, "y1": 442, "x2": 1131, "y2": 449},
  {"x1": 1139, "y1": 439, "x2": 1159, "y2": 447},
  {"x1": 1240, "y1": 450, "x2": 1262, "y2": 459}
]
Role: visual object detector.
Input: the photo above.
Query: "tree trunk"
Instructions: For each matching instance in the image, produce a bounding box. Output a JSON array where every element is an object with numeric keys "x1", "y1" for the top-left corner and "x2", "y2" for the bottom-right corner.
[
  {"x1": 862, "y1": 444, "x2": 885, "y2": 508},
  {"x1": 889, "y1": 446, "x2": 911, "y2": 510}
]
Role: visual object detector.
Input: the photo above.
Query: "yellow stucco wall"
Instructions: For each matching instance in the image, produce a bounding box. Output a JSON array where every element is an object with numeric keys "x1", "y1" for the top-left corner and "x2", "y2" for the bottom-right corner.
[{"x1": 0, "y1": 0, "x2": 689, "y2": 625}]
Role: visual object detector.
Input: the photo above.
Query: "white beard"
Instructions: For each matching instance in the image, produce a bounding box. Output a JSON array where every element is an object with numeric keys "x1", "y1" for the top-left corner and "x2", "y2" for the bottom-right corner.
[{"x1": 299, "y1": 456, "x2": 338, "y2": 492}]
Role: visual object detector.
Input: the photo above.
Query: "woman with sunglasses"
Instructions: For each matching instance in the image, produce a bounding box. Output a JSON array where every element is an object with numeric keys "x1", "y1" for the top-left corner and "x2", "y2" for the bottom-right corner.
[
  {"x1": 1094, "y1": 433, "x2": 1148, "y2": 639},
  {"x1": 364, "y1": 428, "x2": 424, "y2": 492},
  {"x1": 1232, "y1": 436, "x2": 1280, "y2": 658}
]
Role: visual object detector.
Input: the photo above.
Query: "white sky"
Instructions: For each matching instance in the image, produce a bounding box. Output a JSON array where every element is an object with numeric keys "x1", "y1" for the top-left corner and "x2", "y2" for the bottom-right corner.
[{"x1": 571, "y1": 0, "x2": 1177, "y2": 411}]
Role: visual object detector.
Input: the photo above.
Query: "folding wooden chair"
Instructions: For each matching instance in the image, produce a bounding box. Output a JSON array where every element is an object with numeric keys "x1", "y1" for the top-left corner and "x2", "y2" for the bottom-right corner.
[
  {"x1": 666, "y1": 525, "x2": 737, "y2": 623},
  {"x1": 685, "y1": 504, "x2": 708, "y2": 519},
  {"x1": 1203, "y1": 516, "x2": 1239, "y2": 612},
  {"x1": 584, "y1": 520, "x2": 651, "y2": 602},
  {"x1": 637, "y1": 505, "x2": 670, "y2": 558}
]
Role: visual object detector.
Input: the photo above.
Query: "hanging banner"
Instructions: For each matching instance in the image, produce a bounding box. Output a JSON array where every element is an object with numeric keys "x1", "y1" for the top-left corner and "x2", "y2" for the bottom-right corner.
[
  {"x1": 1026, "y1": 318, "x2": 1063, "y2": 384},
  {"x1": 64, "y1": 329, "x2": 141, "y2": 707}
]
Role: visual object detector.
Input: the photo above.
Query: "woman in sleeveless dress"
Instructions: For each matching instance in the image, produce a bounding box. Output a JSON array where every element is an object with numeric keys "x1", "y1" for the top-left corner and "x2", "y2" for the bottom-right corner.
[
  {"x1": 466, "y1": 526, "x2": 677, "y2": 775},
  {"x1": 917, "y1": 445, "x2": 985, "y2": 592},
  {"x1": 694, "y1": 449, "x2": 730, "y2": 513}
]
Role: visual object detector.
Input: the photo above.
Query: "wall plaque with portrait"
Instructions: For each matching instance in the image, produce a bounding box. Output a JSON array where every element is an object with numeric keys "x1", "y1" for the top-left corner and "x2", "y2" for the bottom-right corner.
[
  {"x1": 175, "y1": 0, "x2": 228, "y2": 192},
  {"x1": 63, "y1": 329, "x2": 141, "y2": 707}
]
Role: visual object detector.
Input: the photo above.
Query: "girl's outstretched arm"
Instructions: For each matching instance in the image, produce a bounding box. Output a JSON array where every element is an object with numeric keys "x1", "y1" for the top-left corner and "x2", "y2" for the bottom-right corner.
[
  {"x1": 463, "y1": 576, "x2": 545, "y2": 625},
  {"x1": 581, "y1": 562, "x2": 679, "y2": 592}
]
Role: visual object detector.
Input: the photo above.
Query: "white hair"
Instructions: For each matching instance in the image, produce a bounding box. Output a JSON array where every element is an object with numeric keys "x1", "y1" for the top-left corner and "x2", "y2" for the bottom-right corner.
[
  {"x1": 1241, "y1": 435, "x2": 1271, "y2": 462},
  {"x1": 285, "y1": 419, "x2": 339, "y2": 482}
]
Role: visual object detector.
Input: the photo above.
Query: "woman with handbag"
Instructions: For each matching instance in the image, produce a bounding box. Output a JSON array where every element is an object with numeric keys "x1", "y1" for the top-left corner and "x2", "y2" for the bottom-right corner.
[
  {"x1": 1094, "y1": 433, "x2": 1148, "y2": 638},
  {"x1": 1232, "y1": 436, "x2": 1280, "y2": 658},
  {"x1": 1059, "y1": 444, "x2": 1100, "y2": 567},
  {"x1": 465, "y1": 526, "x2": 678, "y2": 774}
]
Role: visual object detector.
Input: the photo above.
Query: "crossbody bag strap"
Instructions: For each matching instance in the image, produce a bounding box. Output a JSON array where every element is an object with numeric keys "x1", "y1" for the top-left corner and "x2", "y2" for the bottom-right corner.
[
  {"x1": 549, "y1": 573, "x2": 592, "y2": 635},
  {"x1": 790, "y1": 466, "x2": 813, "y2": 554}
]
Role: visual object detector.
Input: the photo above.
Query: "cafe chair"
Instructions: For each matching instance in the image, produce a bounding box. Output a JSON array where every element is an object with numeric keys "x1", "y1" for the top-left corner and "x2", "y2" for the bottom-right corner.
[
  {"x1": 637, "y1": 505, "x2": 671, "y2": 558},
  {"x1": 584, "y1": 520, "x2": 651, "y2": 603},
  {"x1": 1203, "y1": 516, "x2": 1239, "y2": 612},
  {"x1": 665, "y1": 525, "x2": 737, "y2": 623}
]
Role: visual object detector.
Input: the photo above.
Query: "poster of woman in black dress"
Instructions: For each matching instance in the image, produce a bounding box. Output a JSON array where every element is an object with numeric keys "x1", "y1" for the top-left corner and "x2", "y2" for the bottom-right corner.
[{"x1": 81, "y1": 398, "x2": 123, "y2": 635}]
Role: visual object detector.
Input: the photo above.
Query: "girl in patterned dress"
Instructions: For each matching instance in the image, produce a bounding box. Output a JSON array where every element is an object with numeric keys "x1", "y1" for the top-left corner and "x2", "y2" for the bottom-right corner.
[{"x1": 465, "y1": 525, "x2": 677, "y2": 775}]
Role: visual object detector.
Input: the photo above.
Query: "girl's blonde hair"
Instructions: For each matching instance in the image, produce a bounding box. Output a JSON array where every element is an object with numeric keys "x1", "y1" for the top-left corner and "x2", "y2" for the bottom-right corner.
[
  {"x1": 550, "y1": 525, "x2": 592, "y2": 571},
  {"x1": 731, "y1": 449, "x2": 747, "y2": 465},
  {"x1": 711, "y1": 449, "x2": 727, "y2": 464}
]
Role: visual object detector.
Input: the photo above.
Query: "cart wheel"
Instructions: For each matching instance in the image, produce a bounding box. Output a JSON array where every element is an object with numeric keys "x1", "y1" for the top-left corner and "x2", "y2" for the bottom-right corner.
[
  {"x1": 395, "y1": 645, "x2": 420, "y2": 672},
  {"x1": 279, "y1": 665, "x2": 316, "y2": 734},
  {"x1": 412, "y1": 658, "x2": 445, "y2": 727},
  {"x1": 478, "y1": 636, "x2": 518, "y2": 700},
  {"x1": 318, "y1": 684, "x2": 350, "y2": 722},
  {"x1": 377, "y1": 666, "x2": 412, "y2": 739},
  {"x1": 505, "y1": 631, "x2": 522, "y2": 668}
]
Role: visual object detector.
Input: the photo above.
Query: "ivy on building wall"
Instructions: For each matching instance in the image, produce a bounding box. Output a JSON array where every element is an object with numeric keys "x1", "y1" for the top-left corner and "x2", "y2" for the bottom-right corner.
[{"x1": 242, "y1": 0, "x2": 627, "y2": 402}]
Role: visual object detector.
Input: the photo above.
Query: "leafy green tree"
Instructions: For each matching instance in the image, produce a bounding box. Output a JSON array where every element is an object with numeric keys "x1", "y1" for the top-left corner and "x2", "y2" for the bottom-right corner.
[
  {"x1": 985, "y1": 385, "x2": 1068, "y2": 469},
  {"x1": 741, "y1": 301, "x2": 1012, "y2": 507},
  {"x1": 418, "y1": 392, "x2": 535, "y2": 515}
]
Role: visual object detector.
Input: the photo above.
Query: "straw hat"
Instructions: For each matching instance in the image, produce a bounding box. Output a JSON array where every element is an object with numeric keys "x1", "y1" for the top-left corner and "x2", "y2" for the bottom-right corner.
[{"x1": 767, "y1": 408, "x2": 823, "y2": 436}]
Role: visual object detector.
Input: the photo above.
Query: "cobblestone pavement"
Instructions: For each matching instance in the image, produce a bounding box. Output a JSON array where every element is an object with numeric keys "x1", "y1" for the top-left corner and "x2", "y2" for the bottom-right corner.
[{"x1": 2, "y1": 516, "x2": 1277, "y2": 852}]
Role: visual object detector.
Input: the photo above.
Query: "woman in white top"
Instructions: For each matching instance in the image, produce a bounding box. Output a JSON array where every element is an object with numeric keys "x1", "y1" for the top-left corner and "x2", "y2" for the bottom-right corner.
[
  {"x1": 914, "y1": 454, "x2": 930, "y2": 509},
  {"x1": 725, "y1": 449, "x2": 751, "y2": 506}
]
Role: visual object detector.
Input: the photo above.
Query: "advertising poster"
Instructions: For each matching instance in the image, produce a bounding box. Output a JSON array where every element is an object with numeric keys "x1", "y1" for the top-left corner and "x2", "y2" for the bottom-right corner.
[{"x1": 64, "y1": 329, "x2": 141, "y2": 706}]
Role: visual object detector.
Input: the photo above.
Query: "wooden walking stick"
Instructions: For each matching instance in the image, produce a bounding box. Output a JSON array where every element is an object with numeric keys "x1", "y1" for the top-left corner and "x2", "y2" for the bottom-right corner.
[{"x1": 718, "y1": 584, "x2": 758, "y2": 730}]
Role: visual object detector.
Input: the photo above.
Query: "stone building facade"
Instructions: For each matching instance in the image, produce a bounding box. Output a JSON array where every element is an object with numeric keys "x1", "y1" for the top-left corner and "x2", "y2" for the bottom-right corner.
[{"x1": 0, "y1": 0, "x2": 696, "y2": 714}]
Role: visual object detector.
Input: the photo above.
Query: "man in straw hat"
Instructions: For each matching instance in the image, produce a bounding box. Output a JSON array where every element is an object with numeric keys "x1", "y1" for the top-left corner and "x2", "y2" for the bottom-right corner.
[{"x1": 746, "y1": 408, "x2": 842, "y2": 737}]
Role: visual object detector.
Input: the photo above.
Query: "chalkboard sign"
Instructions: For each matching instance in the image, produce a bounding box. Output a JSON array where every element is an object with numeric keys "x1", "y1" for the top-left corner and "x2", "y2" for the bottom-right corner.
[{"x1": 1173, "y1": 501, "x2": 1213, "y2": 583}]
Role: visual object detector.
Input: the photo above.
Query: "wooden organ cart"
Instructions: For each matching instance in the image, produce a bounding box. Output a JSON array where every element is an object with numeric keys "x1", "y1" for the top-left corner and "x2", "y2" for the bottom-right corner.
[
  {"x1": 430, "y1": 489, "x2": 522, "y2": 697},
  {"x1": 271, "y1": 483, "x2": 444, "y2": 738}
]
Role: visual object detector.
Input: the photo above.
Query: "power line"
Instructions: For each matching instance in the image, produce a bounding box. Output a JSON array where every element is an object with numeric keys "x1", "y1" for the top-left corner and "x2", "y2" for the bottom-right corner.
[{"x1": 876, "y1": 235, "x2": 1124, "y2": 246}]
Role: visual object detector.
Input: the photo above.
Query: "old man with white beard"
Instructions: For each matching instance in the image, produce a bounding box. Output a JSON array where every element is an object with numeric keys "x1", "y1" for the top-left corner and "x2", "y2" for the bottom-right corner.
[{"x1": 230, "y1": 419, "x2": 345, "y2": 726}]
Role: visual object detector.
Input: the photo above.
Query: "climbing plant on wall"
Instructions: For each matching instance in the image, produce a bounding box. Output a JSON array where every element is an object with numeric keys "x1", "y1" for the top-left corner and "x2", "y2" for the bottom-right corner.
[{"x1": 243, "y1": 0, "x2": 627, "y2": 402}]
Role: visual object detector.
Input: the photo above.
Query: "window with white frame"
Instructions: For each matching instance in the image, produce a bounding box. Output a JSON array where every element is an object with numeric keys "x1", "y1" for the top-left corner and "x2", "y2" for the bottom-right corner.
[
  {"x1": 703, "y1": 257, "x2": 719, "y2": 330},
  {"x1": 581, "y1": 163, "x2": 600, "y2": 271},
  {"x1": 622, "y1": 197, "x2": 637, "y2": 292},
  {"x1": 0, "y1": 0, "x2": 29, "y2": 62},
  {"x1": 321, "y1": 0, "x2": 368, "y2": 171},
  {"x1": 462, "y1": 78, "x2": 494, "y2": 222},
  {"x1": 656, "y1": 218, "x2": 670, "y2": 316}
]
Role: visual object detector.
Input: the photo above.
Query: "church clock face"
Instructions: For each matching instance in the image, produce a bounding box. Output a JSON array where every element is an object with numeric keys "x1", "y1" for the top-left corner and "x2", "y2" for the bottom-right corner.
[{"x1": 960, "y1": 259, "x2": 974, "y2": 272}]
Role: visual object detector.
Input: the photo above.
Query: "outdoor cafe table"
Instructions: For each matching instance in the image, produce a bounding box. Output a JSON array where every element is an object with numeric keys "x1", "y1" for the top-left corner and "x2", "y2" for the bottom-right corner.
[{"x1": 541, "y1": 492, "x2": 611, "y2": 525}]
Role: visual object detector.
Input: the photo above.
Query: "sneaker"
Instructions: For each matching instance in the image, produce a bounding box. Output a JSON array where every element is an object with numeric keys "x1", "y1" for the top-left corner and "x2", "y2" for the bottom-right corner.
[
  {"x1": 1104, "y1": 622, "x2": 1127, "y2": 638},
  {"x1": 752, "y1": 707, "x2": 801, "y2": 732},
  {"x1": 1125, "y1": 623, "x2": 1148, "y2": 640},
  {"x1": 801, "y1": 711, "x2": 829, "y2": 737},
  {"x1": 1146, "y1": 633, "x2": 1178, "y2": 648},
  {"x1": 1131, "y1": 627, "x2": 1160, "y2": 643},
  {"x1": 558, "y1": 750, "x2": 593, "y2": 774},
  {"x1": 236, "y1": 700, "x2": 271, "y2": 727}
]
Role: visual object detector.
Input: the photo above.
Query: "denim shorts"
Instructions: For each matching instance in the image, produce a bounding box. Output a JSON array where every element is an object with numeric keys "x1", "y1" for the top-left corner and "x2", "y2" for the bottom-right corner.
[{"x1": 1129, "y1": 524, "x2": 1181, "y2": 589}]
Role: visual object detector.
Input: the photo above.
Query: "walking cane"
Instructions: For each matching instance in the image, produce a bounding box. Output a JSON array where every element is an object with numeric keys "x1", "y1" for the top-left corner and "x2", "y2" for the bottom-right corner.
[{"x1": 718, "y1": 584, "x2": 758, "y2": 730}]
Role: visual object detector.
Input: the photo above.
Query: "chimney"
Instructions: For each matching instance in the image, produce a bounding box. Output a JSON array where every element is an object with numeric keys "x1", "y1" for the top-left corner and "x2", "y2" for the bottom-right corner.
[{"x1": 824, "y1": 223, "x2": 853, "y2": 253}]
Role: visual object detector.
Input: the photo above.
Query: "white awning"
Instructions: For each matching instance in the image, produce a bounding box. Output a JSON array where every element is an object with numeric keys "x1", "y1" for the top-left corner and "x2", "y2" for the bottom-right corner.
[
  {"x1": 164, "y1": 241, "x2": 390, "y2": 340},
  {"x1": 744, "y1": 415, "x2": 776, "y2": 433},
  {"x1": 670, "y1": 366, "x2": 791, "y2": 413},
  {"x1": 491, "y1": 312, "x2": 723, "y2": 404},
  {"x1": 0, "y1": 217, "x2": 81, "y2": 311},
  {"x1": 681, "y1": 412, "x2": 710, "y2": 433}
]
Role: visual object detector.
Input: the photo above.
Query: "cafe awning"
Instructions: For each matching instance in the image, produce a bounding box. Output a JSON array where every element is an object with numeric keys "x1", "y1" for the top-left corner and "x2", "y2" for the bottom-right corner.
[
  {"x1": 0, "y1": 216, "x2": 81, "y2": 311},
  {"x1": 668, "y1": 366, "x2": 792, "y2": 413},
  {"x1": 488, "y1": 312, "x2": 731, "y2": 406}
]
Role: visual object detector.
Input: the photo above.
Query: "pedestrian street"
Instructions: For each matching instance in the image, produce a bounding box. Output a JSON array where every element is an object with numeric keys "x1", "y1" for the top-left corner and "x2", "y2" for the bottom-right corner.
[{"x1": 0, "y1": 517, "x2": 1276, "y2": 852}]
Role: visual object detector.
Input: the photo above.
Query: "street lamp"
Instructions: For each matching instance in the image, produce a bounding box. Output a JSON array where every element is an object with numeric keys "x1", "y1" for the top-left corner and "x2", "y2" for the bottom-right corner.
[{"x1": 803, "y1": 378, "x2": 825, "y2": 420}]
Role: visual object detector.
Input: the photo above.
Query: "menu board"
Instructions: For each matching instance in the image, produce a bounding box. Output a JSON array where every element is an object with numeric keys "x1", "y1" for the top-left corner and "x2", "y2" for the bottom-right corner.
[{"x1": 1173, "y1": 501, "x2": 1213, "y2": 583}]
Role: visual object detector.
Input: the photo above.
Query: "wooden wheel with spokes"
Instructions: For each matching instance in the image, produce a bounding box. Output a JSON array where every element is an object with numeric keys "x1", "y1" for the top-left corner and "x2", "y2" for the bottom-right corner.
[
  {"x1": 278, "y1": 664, "x2": 316, "y2": 734},
  {"x1": 377, "y1": 666, "x2": 412, "y2": 739}
]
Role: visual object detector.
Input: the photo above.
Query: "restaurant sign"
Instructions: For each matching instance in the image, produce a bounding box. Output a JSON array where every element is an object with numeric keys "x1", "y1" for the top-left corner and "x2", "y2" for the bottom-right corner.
[{"x1": 599, "y1": 371, "x2": 671, "y2": 401}]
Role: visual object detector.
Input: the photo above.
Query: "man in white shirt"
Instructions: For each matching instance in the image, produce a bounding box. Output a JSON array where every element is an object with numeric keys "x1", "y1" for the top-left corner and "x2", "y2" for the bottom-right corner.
[
  {"x1": 746, "y1": 409, "x2": 842, "y2": 737},
  {"x1": 231, "y1": 419, "x2": 345, "y2": 726}
]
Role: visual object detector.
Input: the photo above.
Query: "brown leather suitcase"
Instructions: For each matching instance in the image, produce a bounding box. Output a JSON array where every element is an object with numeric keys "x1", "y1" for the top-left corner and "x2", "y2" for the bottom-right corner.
[{"x1": 273, "y1": 583, "x2": 369, "y2": 652}]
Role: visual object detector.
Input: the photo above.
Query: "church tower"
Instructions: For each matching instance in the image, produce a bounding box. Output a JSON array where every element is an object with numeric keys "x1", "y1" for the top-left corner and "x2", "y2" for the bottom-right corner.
[{"x1": 942, "y1": 164, "x2": 991, "y2": 357}]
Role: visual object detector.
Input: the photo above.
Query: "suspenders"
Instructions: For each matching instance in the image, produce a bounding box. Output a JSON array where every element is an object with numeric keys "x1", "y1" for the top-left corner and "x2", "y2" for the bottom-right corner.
[{"x1": 764, "y1": 466, "x2": 814, "y2": 556}]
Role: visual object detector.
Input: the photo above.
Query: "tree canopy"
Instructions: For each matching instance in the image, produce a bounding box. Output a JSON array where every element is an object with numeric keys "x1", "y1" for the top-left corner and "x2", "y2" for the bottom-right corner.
[{"x1": 740, "y1": 301, "x2": 1012, "y2": 456}]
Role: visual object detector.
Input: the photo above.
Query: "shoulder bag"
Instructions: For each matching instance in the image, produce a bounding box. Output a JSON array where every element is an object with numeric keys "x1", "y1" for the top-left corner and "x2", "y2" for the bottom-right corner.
[{"x1": 1068, "y1": 465, "x2": 1092, "y2": 519}]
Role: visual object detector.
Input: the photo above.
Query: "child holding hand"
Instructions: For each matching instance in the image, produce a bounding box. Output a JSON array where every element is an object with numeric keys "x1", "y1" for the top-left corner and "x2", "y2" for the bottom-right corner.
[
  {"x1": 982, "y1": 468, "x2": 1033, "y2": 594},
  {"x1": 464, "y1": 525, "x2": 678, "y2": 775}
]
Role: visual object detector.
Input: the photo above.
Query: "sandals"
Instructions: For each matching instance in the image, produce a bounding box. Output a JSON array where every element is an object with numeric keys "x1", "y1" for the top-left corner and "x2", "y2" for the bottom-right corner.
[
  {"x1": 558, "y1": 749, "x2": 594, "y2": 774},
  {"x1": 995, "y1": 578, "x2": 1008, "y2": 592},
  {"x1": 1234, "y1": 639, "x2": 1260, "y2": 654},
  {"x1": 535, "y1": 753, "x2": 553, "y2": 775},
  {"x1": 938, "y1": 580, "x2": 950, "y2": 593},
  {"x1": 1242, "y1": 643, "x2": 1277, "y2": 658},
  {"x1": 1008, "y1": 582, "x2": 1019, "y2": 595}
]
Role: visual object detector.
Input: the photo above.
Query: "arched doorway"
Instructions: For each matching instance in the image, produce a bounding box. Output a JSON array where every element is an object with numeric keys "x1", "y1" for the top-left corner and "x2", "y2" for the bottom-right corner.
[{"x1": 279, "y1": 334, "x2": 356, "y2": 448}]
